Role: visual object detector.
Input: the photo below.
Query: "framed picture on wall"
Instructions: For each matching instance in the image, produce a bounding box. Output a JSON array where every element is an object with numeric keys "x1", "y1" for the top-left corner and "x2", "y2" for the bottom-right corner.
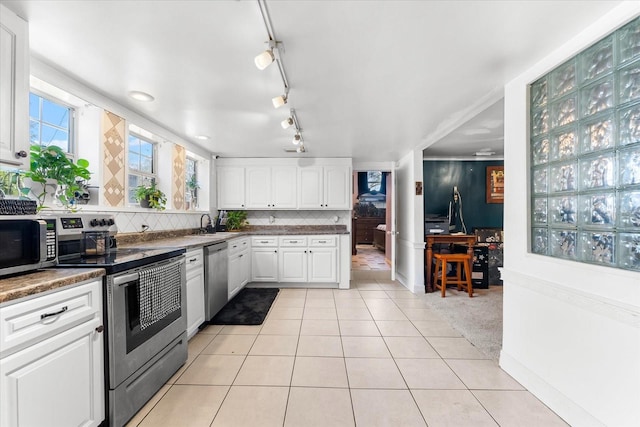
[{"x1": 486, "y1": 166, "x2": 504, "y2": 204}]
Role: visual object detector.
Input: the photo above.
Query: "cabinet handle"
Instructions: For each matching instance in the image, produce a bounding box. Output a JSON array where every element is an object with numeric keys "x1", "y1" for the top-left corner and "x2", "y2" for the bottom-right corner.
[
  {"x1": 274, "y1": 250, "x2": 277, "y2": 253},
  {"x1": 260, "y1": 241, "x2": 269, "y2": 243},
  {"x1": 239, "y1": 254, "x2": 243, "y2": 258},
  {"x1": 318, "y1": 240, "x2": 327, "y2": 243},
  {"x1": 41, "y1": 306, "x2": 68, "y2": 320},
  {"x1": 95, "y1": 325, "x2": 104, "y2": 333},
  {"x1": 290, "y1": 240, "x2": 297, "y2": 243},
  {"x1": 189, "y1": 257, "x2": 197, "y2": 262}
]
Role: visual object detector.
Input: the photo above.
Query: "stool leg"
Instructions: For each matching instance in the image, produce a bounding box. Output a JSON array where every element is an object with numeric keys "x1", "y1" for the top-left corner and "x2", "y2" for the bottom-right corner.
[
  {"x1": 463, "y1": 259, "x2": 473, "y2": 297},
  {"x1": 441, "y1": 261, "x2": 447, "y2": 298},
  {"x1": 455, "y1": 261, "x2": 462, "y2": 291},
  {"x1": 433, "y1": 259, "x2": 439, "y2": 293}
]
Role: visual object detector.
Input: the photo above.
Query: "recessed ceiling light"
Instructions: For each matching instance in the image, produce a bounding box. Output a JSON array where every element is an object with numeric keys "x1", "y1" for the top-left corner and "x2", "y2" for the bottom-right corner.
[
  {"x1": 128, "y1": 91, "x2": 155, "y2": 102},
  {"x1": 194, "y1": 135, "x2": 210, "y2": 140}
]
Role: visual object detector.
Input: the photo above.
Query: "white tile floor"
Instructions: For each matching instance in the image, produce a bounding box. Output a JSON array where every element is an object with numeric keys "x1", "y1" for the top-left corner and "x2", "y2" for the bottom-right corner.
[{"x1": 126, "y1": 279, "x2": 569, "y2": 427}]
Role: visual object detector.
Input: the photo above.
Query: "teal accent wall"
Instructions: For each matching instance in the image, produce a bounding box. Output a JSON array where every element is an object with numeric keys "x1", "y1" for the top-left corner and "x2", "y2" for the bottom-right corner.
[{"x1": 423, "y1": 160, "x2": 504, "y2": 231}]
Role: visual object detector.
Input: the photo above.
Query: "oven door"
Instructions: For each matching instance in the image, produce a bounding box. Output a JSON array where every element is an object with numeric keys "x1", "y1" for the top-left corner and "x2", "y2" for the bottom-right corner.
[{"x1": 106, "y1": 256, "x2": 186, "y2": 388}]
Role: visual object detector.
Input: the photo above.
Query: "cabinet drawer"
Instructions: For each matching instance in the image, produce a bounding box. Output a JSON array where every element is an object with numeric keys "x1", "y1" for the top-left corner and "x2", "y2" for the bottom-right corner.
[
  {"x1": 278, "y1": 237, "x2": 308, "y2": 247},
  {"x1": 185, "y1": 249, "x2": 204, "y2": 272},
  {"x1": 228, "y1": 237, "x2": 250, "y2": 255},
  {"x1": 0, "y1": 279, "x2": 102, "y2": 358},
  {"x1": 309, "y1": 236, "x2": 337, "y2": 247},
  {"x1": 251, "y1": 237, "x2": 278, "y2": 247}
]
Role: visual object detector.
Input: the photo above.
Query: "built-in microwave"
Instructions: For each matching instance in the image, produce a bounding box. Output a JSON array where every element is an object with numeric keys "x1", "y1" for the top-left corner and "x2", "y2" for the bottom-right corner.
[{"x1": 0, "y1": 217, "x2": 57, "y2": 277}]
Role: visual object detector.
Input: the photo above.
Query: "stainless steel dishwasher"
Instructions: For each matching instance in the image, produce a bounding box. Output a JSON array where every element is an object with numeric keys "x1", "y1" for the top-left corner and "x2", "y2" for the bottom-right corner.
[{"x1": 204, "y1": 241, "x2": 229, "y2": 321}]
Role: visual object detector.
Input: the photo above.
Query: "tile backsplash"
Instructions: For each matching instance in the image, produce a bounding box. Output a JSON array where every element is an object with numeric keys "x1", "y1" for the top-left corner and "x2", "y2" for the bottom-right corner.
[{"x1": 39, "y1": 209, "x2": 350, "y2": 233}]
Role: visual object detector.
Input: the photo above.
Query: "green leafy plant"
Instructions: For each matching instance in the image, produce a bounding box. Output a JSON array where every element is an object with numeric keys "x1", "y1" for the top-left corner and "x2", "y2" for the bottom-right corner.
[
  {"x1": 186, "y1": 174, "x2": 199, "y2": 192},
  {"x1": 23, "y1": 145, "x2": 91, "y2": 211},
  {"x1": 225, "y1": 210, "x2": 248, "y2": 230},
  {"x1": 134, "y1": 180, "x2": 167, "y2": 210}
]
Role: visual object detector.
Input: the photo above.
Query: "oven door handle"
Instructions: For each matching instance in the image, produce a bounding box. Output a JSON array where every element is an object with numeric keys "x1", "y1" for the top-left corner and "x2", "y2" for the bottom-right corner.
[{"x1": 114, "y1": 272, "x2": 140, "y2": 286}]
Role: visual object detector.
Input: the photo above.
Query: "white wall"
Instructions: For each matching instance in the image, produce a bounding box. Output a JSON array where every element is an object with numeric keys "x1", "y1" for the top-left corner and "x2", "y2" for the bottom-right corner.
[
  {"x1": 501, "y1": 3, "x2": 640, "y2": 426},
  {"x1": 395, "y1": 149, "x2": 424, "y2": 293}
]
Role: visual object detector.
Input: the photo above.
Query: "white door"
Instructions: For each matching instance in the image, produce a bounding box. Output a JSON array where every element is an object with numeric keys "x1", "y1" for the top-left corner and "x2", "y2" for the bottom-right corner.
[
  {"x1": 251, "y1": 248, "x2": 278, "y2": 281},
  {"x1": 246, "y1": 167, "x2": 272, "y2": 209},
  {"x1": 217, "y1": 167, "x2": 246, "y2": 209},
  {"x1": 279, "y1": 247, "x2": 307, "y2": 282},
  {"x1": 298, "y1": 167, "x2": 323, "y2": 209},
  {"x1": 185, "y1": 265, "x2": 205, "y2": 338},
  {"x1": 0, "y1": 321, "x2": 104, "y2": 427},
  {"x1": 271, "y1": 166, "x2": 297, "y2": 209},
  {"x1": 324, "y1": 166, "x2": 350, "y2": 209},
  {"x1": 308, "y1": 247, "x2": 337, "y2": 283},
  {"x1": 390, "y1": 170, "x2": 397, "y2": 280}
]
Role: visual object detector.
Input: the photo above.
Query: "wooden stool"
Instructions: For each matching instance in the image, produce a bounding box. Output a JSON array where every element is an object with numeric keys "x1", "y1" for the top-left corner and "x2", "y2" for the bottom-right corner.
[{"x1": 433, "y1": 253, "x2": 473, "y2": 298}]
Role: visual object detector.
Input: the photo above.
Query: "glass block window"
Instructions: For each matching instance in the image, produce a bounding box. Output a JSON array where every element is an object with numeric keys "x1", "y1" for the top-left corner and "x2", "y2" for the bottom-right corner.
[
  {"x1": 185, "y1": 156, "x2": 198, "y2": 210},
  {"x1": 530, "y1": 17, "x2": 640, "y2": 271}
]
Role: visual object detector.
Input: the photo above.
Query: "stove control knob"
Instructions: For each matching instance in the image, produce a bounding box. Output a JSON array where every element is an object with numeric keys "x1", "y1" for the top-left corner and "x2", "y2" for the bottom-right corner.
[
  {"x1": 90, "y1": 219, "x2": 99, "y2": 227},
  {"x1": 99, "y1": 219, "x2": 107, "y2": 226},
  {"x1": 107, "y1": 218, "x2": 115, "y2": 226}
]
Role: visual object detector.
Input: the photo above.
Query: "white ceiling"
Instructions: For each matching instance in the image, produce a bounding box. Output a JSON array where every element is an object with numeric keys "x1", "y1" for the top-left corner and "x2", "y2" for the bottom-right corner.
[{"x1": 1, "y1": 0, "x2": 624, "y2": 162}]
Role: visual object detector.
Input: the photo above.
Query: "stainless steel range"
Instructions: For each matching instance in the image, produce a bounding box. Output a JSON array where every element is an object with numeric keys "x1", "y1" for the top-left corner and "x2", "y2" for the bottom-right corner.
[{"x1": 48, "y1": 213, "x2": 187, "y2": 427}]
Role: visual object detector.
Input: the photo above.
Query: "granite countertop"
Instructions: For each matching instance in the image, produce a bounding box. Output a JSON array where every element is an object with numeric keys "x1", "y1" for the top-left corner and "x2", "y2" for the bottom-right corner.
[
  {"x1": 120, "y1": 226, "x2": 349, "y2": 251},
  {"x1": 0, "y1": 268, "x2": 106, "y2": 305}
]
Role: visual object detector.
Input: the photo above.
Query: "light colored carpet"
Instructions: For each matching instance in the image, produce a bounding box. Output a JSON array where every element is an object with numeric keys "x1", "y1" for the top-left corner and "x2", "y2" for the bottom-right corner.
[{"x1": 421, "y1": 285, "x2": 503, "y2": 360}]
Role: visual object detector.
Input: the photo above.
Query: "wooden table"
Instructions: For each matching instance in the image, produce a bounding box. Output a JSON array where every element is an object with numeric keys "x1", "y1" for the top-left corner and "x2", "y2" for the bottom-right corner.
[{"x1": 424, "y1": 234, "x2": 476, "y2": 293}]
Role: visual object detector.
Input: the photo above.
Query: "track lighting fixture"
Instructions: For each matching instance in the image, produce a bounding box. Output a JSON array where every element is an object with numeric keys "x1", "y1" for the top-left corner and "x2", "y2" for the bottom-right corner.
[
  {"x1": 292, "y1": 133, "x2": 302, "y2": 145},
  {"x1": 296, "y1": 144, "x2": 306, "y2": 153},
  {"x1": 272, "y1": 93, "x2": 287, "y2": 108},
  {"x1": 281, "y1": 117, "x2": 293, "y2": 129},
  {"x1": 254, "y1": 40, "x2": 277, "y2": 70}
]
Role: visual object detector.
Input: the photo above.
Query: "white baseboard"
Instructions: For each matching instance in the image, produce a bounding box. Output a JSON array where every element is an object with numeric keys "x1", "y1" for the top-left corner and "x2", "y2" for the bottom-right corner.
[{"x1": 499, "y1": 350, "x2": 604, "y2": 427}]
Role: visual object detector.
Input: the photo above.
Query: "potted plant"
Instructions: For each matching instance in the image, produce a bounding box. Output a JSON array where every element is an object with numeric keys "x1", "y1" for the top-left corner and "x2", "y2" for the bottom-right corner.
[
  {"x1": 134, "y1": 180, "x2": 167, "y2": 210},
  {"x1": 225, "y1": 210, "x2": 248, "y2": 231},
  {"x1": 186, "y1": 175, "x2": 199, "y2": 209},
  {"x1": 23, "y1": 145, "x2": 92, "y2": 212}
]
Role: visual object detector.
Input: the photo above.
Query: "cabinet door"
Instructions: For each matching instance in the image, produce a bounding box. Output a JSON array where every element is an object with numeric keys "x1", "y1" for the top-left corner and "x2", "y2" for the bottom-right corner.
[
  {"x1": 0, "y1": 5, "x2": 29, "y2": 169},
  {"x1": 228, "y1": 253, "x2": 242, "y2": 299},
  {"x1": 271, "y1": 166, "x2": 297, "y2": 209},
  {"x1": 251, "y1": 248, "x2": 278, "y2": 282},
  {"x1": 0, "y1": 319, "x2": 104, "y2": 427},
  {"x1": 186, "y1": 266, "x2": 205, "y2": 339},
  {"x1": 278, "y1": 248, "x2": 307, "y2": 282},
  {"x1": 298, "y1": 167, "x2": 324, "y2": 209},
  {"x1": 308, "y1": 247, "x2": 337, "y2": 283},
  {"x1": 324, "y1": 166, "x2": 351, "y2": 209},
  {"x1": 246, "y1": 167, "x2": 272, "y2": 209},
  {"x1": 240, "y1": 251, "x2": 251, "y2": 288},
  {"x1": 217, "y1": 167, "x2": 245, "y2": 209}
]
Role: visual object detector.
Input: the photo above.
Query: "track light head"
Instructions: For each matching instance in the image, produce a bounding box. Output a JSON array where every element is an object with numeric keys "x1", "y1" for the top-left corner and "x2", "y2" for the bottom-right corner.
[
  {"x1": 292, "y1": 133, "x2": 302, "y2": 145},
  {"x1": 281, "y1": 117, "x2": 294, "y2": 129},
  {"x1": 272, "y1": 94, "x2": 287, "y2": 108},
  {"x1": 254, "y1": 49, "x2": 274, "y2": 70},
  {"x1": 254, "y1": 40, "x2": 277, "y2": 70},
  {"x1": 296, "y1": 144, "x2": 306, "y2": 153}
]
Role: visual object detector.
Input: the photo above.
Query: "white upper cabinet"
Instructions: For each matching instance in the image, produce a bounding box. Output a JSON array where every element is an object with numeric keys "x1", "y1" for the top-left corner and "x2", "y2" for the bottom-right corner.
[
  {"x1": 298, "y1": 165, "x2": 351, "y2": 210},
  {"x1": 217, "y1": 166, "x2": 246, "y2": 209},
  {"x1": 0, "y1": 5, "x2": 29, "y2": 169},
  {"x1": 217, "y1": 158, "x2": 351, "y2": 211},
  {"x1": 246, "y1": 166, "x2": 297, "y2": 209}
]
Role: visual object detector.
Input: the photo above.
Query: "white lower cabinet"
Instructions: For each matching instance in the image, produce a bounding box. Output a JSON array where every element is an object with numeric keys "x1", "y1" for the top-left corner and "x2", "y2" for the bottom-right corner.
[
  {"x1": 308, "y1": 247, "x2": 338, "y2": 282},
  {"x1": 275, "y1": 236, "x2": 338, "y2": 283},
  {"x1": 251, "y1": 248, "x2": 279, "y2": 282},
  {"x1": 185, "y1": 248, "x2": 205, "y2": 339},
  {"x1": 0, "y1": 279, "x2": 104, "y2": 427},
  {"x1": 228, "y1": 237, "x2": 250, "y2": 299}
]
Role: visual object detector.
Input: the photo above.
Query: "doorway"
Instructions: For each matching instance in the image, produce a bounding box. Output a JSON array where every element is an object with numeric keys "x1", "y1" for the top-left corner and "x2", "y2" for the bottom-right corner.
[{"x1": 351, "y1": 170, "x2": 394, "y2": 278}]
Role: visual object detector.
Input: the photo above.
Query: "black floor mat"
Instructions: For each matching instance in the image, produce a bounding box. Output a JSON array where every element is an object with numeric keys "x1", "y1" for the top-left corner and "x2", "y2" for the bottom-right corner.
[{"x1": 210, "y1": 288, "x2": 279, "y2": 325}]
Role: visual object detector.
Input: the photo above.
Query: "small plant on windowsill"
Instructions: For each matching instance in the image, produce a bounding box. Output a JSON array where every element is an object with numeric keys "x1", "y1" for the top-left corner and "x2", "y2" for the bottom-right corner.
[{"x1": 134, "y1": 180, "x2": 167, "y2": 210}]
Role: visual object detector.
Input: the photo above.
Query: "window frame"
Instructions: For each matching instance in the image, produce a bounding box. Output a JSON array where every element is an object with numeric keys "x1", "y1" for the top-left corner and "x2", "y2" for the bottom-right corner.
[
  {"x1": 127, "y1": 131, "x2": 158, "y2": 205},
  {"x1": 28, "y1": 89, "x2": 76, "y2": 157}
]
